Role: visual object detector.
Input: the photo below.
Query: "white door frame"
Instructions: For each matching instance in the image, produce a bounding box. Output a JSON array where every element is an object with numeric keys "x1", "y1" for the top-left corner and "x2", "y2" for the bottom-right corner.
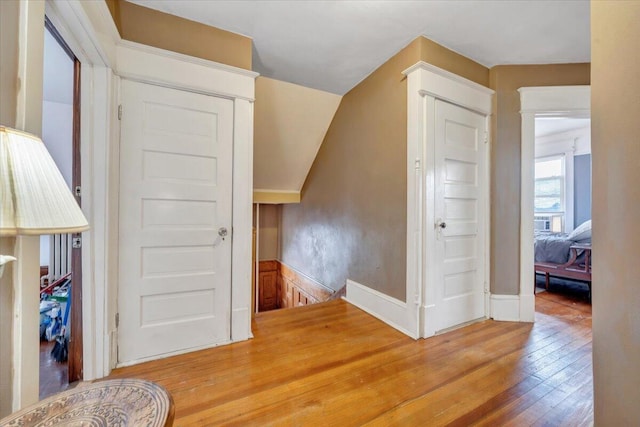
[
  {"x1": 114, "y1": 40, "x2": 258, "y2": 348},
  {"x1": 43, "y1": 1, "x2": 257, "y2": 380},
  {"x1": 518, "y1": 86, "x2": 591, "y2": 322},
  {"x1": 43, "y1": 0, "x2": 118, "y2": 383},
  {"x1": 405, "y1": 62, "x2": 493, "y2": 338}
]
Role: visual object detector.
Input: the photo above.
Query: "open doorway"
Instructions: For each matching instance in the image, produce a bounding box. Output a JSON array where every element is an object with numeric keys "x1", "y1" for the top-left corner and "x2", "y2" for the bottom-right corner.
[
  {"x1": 39, "y1": 17, "x2": 83, "y2": 399},
  {"x1": 518, "y1": 85, "x2": 590, "y2": 320},
  {"x1": 533, "y1": 117, "x2": 592, "y2": 301}
]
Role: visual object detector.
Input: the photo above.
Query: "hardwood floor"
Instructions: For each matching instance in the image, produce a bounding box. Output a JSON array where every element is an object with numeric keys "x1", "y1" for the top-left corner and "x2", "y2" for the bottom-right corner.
[
  {"x1": 39, "y1": 340, "x2": 69, "y2": 399},
  {"x1": 107, "y1": 291, "x2": 592, "y2": 426}
]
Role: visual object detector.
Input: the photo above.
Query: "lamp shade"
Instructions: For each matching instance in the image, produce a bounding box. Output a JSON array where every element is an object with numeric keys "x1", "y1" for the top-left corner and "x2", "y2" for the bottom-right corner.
[{"x1": 0, "y1": 126, "x2": 89, "y2": 236}]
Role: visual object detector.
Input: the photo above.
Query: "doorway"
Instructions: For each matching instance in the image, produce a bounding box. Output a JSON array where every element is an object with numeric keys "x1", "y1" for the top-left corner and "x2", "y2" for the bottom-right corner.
[
  {"x1": 39, "y1": 17, "x2": 83, "y2": 398},
  {"x1": 533, "y1": 117, "x2": 592, "y2": 300},
  {"x1": 518, "y1": 85, "x2": 591, "y2": 319}
]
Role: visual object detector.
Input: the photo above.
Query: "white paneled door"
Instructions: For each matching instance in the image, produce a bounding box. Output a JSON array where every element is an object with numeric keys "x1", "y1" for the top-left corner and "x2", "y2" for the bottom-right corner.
[
  {"x1": 434, "y1": 100, "x2": 487, "y2": 332},
  {"x1": 118, "y1": 79, "x2": 233, "y2": 364}
]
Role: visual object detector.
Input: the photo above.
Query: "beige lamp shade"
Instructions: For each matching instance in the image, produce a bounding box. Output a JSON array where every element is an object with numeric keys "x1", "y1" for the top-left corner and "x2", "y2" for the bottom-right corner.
[{"x1": 0, "y1": 126, "x2": 89, "y2": 236}]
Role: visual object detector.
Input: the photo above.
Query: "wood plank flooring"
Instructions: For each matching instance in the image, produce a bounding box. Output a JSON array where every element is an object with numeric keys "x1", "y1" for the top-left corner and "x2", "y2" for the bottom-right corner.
[
  {"x1": 39, "y1": 340, "x2": 69, "y2": 399},
  {"x1": 107, "y1": 290, "x2": 592, "y2": 426}
]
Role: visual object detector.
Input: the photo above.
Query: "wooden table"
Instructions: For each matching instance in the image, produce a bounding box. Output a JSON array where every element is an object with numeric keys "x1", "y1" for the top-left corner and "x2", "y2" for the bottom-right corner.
[{"x1": 0, "y1": 379, "x2": 174, "y2": 427}]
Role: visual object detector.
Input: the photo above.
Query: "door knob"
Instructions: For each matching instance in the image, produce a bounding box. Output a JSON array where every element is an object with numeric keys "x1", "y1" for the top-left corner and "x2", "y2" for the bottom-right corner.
[
  {"x1": 438, "y1": 221, "x2": 447, "y2": 229},
  {"x1": 218, "y1": 227, "x2": 228, "y2": 237}
]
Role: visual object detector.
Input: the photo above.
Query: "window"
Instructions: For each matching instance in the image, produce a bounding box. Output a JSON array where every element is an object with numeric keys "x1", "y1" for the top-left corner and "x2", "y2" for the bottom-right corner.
[{"x1": 535, "y1": 156, "x2": 565, "y2": 213}]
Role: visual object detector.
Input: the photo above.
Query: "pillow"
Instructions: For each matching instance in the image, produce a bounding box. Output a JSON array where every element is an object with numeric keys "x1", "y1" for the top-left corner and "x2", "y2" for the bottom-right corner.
[{"x1": 568, "y1": 220, "x2": 592, "y2": 241}]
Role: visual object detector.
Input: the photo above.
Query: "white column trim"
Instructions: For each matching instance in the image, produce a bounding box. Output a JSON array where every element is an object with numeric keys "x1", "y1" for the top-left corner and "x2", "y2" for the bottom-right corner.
[
  {"x1": 231, "y1": 98, "x2": 255, "y2": 341},
  {"x1": 518, "y1": 85, "x2": 590, "y2": 322},
  {"x1": 520, "y1": 111, "x2": 536, "y2": 322},
  {"x1": 11, "y1": 236, "x2": 40, "y2": 411}
]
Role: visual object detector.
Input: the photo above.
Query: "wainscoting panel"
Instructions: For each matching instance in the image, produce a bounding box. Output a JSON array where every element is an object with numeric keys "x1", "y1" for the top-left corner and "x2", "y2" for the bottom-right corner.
[{"x1": 257, "y1": 261, "x2": 337, "y2": 312}]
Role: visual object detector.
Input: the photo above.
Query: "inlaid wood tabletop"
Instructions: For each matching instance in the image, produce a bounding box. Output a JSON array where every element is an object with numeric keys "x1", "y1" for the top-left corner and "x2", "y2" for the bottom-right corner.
[{"x1": 0, "y1": 379, "x2": 174, "y2": 427}]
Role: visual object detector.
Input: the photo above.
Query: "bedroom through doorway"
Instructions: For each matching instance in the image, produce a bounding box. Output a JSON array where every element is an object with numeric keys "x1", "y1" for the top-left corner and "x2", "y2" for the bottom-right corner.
[{"x1": 533, "y1": 117, "x2": 592, "y2": 303}]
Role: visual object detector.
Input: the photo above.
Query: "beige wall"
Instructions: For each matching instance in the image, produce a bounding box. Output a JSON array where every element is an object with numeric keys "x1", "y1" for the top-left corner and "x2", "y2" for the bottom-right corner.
[
  {"x1": 107, "y1": 0, "x2": 252, "y2": 70},
  {"x1": 0, "y1": 0, "x2": 19, "y2": 416},
  {"x1": 257, "y1": 204, "x2": 280, "y2": 261},
  {"x1": 0, "y1": 0, "x2": 18, "y2": 128},
  {"x1": 591, "y1": 1, "x2": 640, "y2": 424},
  {"x1": 418, "y1": 37, "x2": 489, "y2": 87},
  {"x1": 279, "y1": 36, "x2": 488, "y2": 299},
  {"x1": 488, "y1": 64, "x2": 590, "y2": 294}
]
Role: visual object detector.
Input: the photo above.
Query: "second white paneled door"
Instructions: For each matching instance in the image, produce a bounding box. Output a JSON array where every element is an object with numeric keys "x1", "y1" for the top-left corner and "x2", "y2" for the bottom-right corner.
[
  {"x1": 118, "y1": 79, "x2": 234, "y2": 364},
  {"x1": 433, "y1": 100, "x2": 487, "y2": 332}
]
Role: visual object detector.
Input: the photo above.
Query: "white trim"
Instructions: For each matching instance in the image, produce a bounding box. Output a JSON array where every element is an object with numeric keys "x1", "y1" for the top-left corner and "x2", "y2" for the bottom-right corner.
[
  {"x1": 483, "y1": 115, "x2": 493, "y2": 324},
  {"x1": 404, "y1": 62, "x2": 493, "y2": 339},
  {"x1": 231, "y1": 98, "x2": 255, "y2": 341},
  {"x1": 12, "y1": 236, "x2": 40, "y2": 411},
  {"x1": 402, "y1": 61, "x2": 493, "y2": 115},
  {"x1": 403, "y1": 61, "x2": 495, "y2": 96},
  {"x1": 520, "y1": 110, "x2": 536, "y2": 322},
  {"x1": 44, "y1": 0, "x2": 117, "y2": 380},
  {"x1": 519, "y1": 293, "x2": 536, "y2": 322},
  {"x1": 118, "y1": 39, "x2": 258, "y2": 80},
  {"x1": 518, "y1": 86, "x2": 590, "y2": 322},
  {"x1": 344, "y1": 280, "x2": 418, "y2": 339},
  {"x1": 45, "y1": 0, "x2": 116, "y2": 67},
  {"x1": 116, "y1": 41, "x2": 257, "y2": 102},
  {"x1": 519, "y1": 86, "x2": 591, "y2": 114},
  {"x1": 490, "y1": 294, "x2": 521, "y2": 322}
]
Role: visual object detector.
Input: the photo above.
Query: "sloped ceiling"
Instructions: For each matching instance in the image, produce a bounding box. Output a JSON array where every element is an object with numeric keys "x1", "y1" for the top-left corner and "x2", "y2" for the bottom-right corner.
[{"x1": 254, "y1": 77, "x2": 341, "y2": 196}]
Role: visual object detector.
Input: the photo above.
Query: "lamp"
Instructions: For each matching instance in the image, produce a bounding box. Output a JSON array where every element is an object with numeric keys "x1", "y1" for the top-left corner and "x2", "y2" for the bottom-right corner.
[{"x1": 0, "y1": 126, "x2": 89, "y2": 277}]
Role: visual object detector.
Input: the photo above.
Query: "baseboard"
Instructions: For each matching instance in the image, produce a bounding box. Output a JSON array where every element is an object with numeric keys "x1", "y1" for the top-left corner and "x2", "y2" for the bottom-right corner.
[
  {"x1": 519, "y1": 293, "x2": 535, "y2": 322},
  {"x1": 231, "y1": 307, "x2": 253, "y2": 341},
  {"x1": 490, "y1": 294, "x2": 521, "y2": 322},
  {"x1": 344, "y1": 279, "x2": 418, "y2": 339}
]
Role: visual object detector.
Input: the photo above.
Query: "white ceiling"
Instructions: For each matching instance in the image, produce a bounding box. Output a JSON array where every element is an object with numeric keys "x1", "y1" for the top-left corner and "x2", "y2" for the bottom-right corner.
[
  {"x1": 535, "y1": 118, "x2": 591, "y2": 138},
  {"x1": 127, "y1": 0, "x2": 590, "y2": 95}
]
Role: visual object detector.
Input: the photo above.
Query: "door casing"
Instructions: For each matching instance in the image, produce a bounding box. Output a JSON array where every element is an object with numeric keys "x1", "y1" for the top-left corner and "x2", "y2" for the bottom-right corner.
[
  {"x1": 405, "y1": 62, "x2": 494, "y2": 339},
  {"x1": 518, "y1": 86, "x2": 591, "y2": 322}
]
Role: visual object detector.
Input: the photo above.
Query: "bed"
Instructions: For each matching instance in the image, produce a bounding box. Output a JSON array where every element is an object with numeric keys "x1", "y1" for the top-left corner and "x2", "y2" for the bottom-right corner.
[{"x1": 534, "y1": 220, "x2": 592, "y2": 299}]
